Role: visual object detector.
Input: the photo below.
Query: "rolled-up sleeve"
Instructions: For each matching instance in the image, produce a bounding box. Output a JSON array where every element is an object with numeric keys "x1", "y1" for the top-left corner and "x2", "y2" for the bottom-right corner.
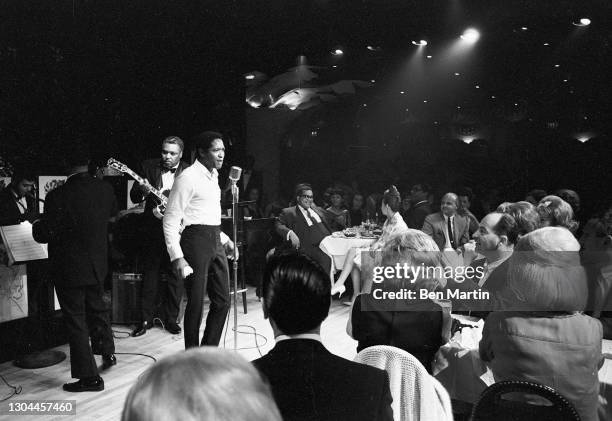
[{"x1": 163, "y1": 174, "x2": 193, "y2": 261}]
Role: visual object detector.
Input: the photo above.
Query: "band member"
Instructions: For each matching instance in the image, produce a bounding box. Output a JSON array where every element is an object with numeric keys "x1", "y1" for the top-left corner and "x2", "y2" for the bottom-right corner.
[
  {"x1": 130, "y1": 136, "x2": 188, "y2": 337},
  {"x1": 0, "y1": 170, "x2": 38, "y2": 226},
  {"x1": 33, "y1": 148, "x2": 116, "y2": 392},
  {"x1": 163, "y1": 131, "x2": 236, "y2": 348}
]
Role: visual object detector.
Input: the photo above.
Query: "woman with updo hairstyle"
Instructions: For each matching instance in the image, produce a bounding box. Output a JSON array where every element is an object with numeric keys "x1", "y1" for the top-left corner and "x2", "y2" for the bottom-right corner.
[
  {"x1": 121, "y1": 347, "x2": 281, "y2": 421},
  {"x1": 537, "y1": 195, "x2": 579, "y2": 233},
  {"x1": 325, "y1": 188, "x2": 349, "y2": 231},
  {"x1": 330, "y1": 186, "x2": 409, "y2": 302},
  {"x1": 347, "y1": 229, "x2": 450, "y2": 373},
  {"x1": 480, "y1": 227, "x2": 602, "y2": 421}
]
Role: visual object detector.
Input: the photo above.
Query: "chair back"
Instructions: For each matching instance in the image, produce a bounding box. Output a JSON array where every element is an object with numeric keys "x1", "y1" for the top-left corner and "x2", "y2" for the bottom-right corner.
[
  {"x1": 354, "y1": 345, "x2": 453, "y2": 421},
  {"x1": 470, "y1": 380, "x2": 581, "y2": 421}
]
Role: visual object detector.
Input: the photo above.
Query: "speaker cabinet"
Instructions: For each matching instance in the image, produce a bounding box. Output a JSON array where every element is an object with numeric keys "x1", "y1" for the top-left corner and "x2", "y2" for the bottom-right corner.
[{"x1": 111, "y1": 273, "x2": 142, "y2": 324}]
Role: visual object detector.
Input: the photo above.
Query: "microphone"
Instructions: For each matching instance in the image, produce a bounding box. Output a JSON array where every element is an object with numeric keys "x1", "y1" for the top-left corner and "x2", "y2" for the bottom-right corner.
[{"x1": 228, "y1": 166, "x2": 242, "y2": 183}]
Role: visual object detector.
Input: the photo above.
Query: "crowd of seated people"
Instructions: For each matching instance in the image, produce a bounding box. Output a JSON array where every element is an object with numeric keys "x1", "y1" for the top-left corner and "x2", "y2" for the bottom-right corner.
[{"x1": 118, "y1": 183, "x2": 612, "y2": 420}]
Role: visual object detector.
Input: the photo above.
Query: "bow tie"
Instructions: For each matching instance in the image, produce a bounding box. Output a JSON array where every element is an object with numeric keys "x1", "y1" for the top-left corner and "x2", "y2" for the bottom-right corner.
[{"x1": 162, "y1": 167, "x2": 177, "y2": 174}]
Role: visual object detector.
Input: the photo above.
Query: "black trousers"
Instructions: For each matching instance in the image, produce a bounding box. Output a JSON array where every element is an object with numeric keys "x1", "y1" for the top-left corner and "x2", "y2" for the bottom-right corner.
[
  {"x1": 180, "y1": 225, "x2": 230, "y2": 348},
  {"x1": 55, "y1": 283, "x2": 115, "y2": 379},
  {"x1": 140, "y1": 222, "x2": 183, "y2": 324}
]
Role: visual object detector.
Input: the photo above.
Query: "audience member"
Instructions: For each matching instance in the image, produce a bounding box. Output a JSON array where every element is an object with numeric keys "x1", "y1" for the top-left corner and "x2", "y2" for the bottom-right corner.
[
  {"x1": 330, "y1": 186, "x2": 409, "y2": 302},
  {"x1": 326, "y1": 188, "x2": 349, "y2": 231},
  {"x1": 457, "y1": 187, "x2": 479, "y2": 236},
  {"x1": 243, "y1": 186, "x2": 264, "y2": 219},
  {"x1": 348, "y1": 230, "x2": 450, "y2": 373},
  {"x1": 275, "y1": 183, "x2": 333, "y2": 274},
  {"x1": 348, "y1": 192, "x2": 366, "y2": 227},
  {"x1": 480, "y1": 227, "x2": 601, "y2": 421},
  {"x1": 405, "y1": 183, "x2": 432, "y2": 229},
  {"x1": 422, "y1": 192, "x2": 470, "y2": 251},
  {"x1": 524, "y1": 188, "x2": 547, "y2": 205},
  {"x1": 537, "y1": 195, "x2": 579, "y2": 233},
  {"x1": 122, "y1": 347, "x2": 281, "y2": 421},
  {"x1": 253, "y1": 253, "x2": 393, "y2": 421}
]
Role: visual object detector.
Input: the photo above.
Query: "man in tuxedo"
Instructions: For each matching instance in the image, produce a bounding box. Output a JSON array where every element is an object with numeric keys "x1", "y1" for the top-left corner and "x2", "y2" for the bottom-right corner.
[
  {"x1": 405, "y1": 183, "x2": 432, "y2": 229},
  {"x1": 33, "y1": 148, "x2": 116, "y2": 392},
  {"x1": 253, "y1": 253, "x2": 393, "y2": 421},
  {"x1": 130, "y1": 136, "x2": 189, "y2": 337},
  {"x1": 0, "y1": 171, "x2": 38, "y2": 226},
  {"x1": 422, "y1": 192, "x2": 470, "y2": 251},
  {"x1": 275, "y1": 183, "x2": 332, "y2": 274}
]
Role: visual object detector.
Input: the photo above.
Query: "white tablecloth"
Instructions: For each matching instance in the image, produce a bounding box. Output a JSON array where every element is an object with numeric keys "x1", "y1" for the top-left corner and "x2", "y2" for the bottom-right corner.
[{"x1": 319, "y1": 234, "x2": 376, "y2": 273}]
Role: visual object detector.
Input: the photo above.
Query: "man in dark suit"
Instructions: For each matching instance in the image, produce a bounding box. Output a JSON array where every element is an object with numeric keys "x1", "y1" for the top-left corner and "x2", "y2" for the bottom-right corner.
[
  {"x1": 129, "y1": 136, "x2": 189, "y2": 337},
  {"x1": 405, "y1": 183, "x2": 432, "y2": 229},
  {"x1": 253, "y1": 253, "x2": 393, "y2": 421},
  {"x1": 0, "y1": 171, "x2": 38, "y2": 226},
  {"x1": 422, "y1": 192, "x2": 470, "y2": 251},
  {"x1": 275, "y1": 183, "x2": 332, "y2": 274},
  {"x1": 33, "y1": 148, "x2": 117, "y2": 392}
]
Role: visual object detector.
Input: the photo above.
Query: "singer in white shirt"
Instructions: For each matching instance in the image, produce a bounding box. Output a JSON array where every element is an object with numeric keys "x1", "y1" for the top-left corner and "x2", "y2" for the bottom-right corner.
[{"x1": 163, "y1": 131, "x2": 236, "y2": 348}]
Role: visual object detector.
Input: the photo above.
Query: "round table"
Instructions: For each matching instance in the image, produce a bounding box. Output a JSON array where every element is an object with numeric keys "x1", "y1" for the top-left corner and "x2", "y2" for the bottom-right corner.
[{"x1": 319, "y1": 233, "x2": 377, "y2": 274}]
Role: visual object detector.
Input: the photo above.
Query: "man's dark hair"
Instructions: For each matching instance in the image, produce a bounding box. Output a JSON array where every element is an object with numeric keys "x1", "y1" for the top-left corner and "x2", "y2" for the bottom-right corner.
[
  {"x1": 193, "y1": 131, "x2": 223, "y2": 152},
  {"x1": 65, "y1": 144, "x2": 91, "y2": 168},
  {"x1": 262, "y1": 253, "x2": 331, "y2": 335},
  {"x1": 11, "y1": 168, "x2": 36, "y2": 184},
  {"x1": 457, "y1": 186, "x2": 474, "y2": 201},
  {"x1": 412, "y1": 183, "x2": 431, "y2": 194},
  {"x1": 294, "y1": 183, "x2": 313, "y2": 198}
]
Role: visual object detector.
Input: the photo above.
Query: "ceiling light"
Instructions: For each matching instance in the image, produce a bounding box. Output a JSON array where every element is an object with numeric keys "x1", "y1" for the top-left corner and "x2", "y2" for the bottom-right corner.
[
  {"x1": 460, "y1": 28, "x2": 480, "y2": 43},
  {"x1": 332, "y1": 49, "x2": 344, "y2": 56},
  {"x1": 521, "y1": 27, "x2": 528, "y2": 31},
  {"x1": 573, "y1": 18, "x2": 591, "y2": 27},
  {"x1": 426, "y1": 55, "x2": 432, "y2": 59},
  {"x1": 411, "y1": 40, "x2": 428, "y2": 46},
  {"x1": 245, "y1": 74, "x2": 255, "y2": 80}
]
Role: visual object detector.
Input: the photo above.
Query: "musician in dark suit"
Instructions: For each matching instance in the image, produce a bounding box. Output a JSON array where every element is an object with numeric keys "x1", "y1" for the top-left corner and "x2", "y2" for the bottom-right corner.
[
  {"x1": 253, "y1": 253, "x2": 393, "y2": 421},
  {"x1": 129, "y1": 136, "x2": 189, "y2": 337},
  {"x1": 0, "y1": 171, "x2": 38, "y2": 226},
  {"x1": 422, "y1": 192, "x2": 470, "y2": 251},
  {"x1": 274, "y1": 183, "x2": 332, "y2": 274},
  {"x1": 33, "y1": 148, "x2": 117, "y2": 392}
]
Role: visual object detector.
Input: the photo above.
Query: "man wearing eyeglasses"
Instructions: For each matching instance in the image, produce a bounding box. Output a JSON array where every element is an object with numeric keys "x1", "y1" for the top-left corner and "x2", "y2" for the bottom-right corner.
[{"x1": 274, "y1": 183, "x2": 332, "y2": 274}]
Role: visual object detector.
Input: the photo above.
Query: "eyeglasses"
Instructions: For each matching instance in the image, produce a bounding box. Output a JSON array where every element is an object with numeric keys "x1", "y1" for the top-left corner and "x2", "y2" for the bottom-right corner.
[{"x1": 300, "y1": 195, "x2": 314, "y2": 199}]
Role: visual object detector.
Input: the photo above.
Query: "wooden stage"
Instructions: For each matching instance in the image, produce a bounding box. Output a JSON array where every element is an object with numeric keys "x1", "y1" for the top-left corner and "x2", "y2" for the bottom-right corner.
[{"x1": 0, "y1": 287, "x2": 357, "y2": 421}]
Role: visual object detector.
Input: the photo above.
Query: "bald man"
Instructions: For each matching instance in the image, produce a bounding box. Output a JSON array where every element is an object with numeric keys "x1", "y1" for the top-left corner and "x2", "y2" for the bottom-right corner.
[{"x1": 422, "y1": 193, "x2": 470, "y2": 251}]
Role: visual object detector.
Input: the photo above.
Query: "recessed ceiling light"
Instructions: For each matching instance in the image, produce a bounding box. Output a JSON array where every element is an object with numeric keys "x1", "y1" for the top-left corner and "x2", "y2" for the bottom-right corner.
[
  {"x1": 426, "y1": 55, "x2": 432, "y2": 59},
  {"x1": 245, "y1": 74, "x2": 255, "y2": 80},
  {"x1": 332, "y1": 49, "x2": 344, "y2": 56},
  {"x1": 460, "y1": 28, "x2": 480, "y2": 43},
  {"x1": 543, "y1": 42, "x2": 550, "y2": 46},
  {"x1": 521, "y1": 27, "x2": 528, "y2": 31},
  {"x1": 454, "y1": 72, "x2": 460, "y2": 76},
  {"x1": 475, "y1": 85, "x2": 480, "y2": 89},
  {"x1": 411, "y1": 40, "x2": 428, "y2": 46},
  {"x1": 554, "y1": 64, "x2": 560, "y2": 68},
  {"x1": 573, "y1": 18, "x2": 591, "y2": 27}
]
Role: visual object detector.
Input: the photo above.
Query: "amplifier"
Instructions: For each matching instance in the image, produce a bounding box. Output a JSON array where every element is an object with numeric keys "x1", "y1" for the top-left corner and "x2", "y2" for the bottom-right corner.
[{"x1": 111, "y1": 273, "x2": 142, "y2": 324}]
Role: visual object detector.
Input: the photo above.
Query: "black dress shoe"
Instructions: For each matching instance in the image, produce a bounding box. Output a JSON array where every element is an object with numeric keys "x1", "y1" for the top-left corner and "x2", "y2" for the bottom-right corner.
[
  {"x1": 102, "y1": 354, "x2": 117, "y2": 370},
  {"x1": 165, "y1": 321, "x2": 181, "y2": 335},
  {"x1": 131, "y1": 321, "x2": 150, "y2": 337},
  {"x1": 63, "y1": 376, "x2": 104, "y2": 392}
]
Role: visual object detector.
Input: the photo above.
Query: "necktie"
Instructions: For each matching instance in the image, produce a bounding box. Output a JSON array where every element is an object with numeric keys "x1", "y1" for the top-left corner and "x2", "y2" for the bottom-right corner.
[
  {"x1": 162, "y1": 167, "x2": 177, "y2": 174},
  {"x1": 447, "y1": 216, "x2": 456, "y2": 249}
]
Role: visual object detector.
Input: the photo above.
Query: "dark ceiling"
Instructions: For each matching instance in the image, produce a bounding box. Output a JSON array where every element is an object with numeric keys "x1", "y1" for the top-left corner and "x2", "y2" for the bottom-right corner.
[{"x1": 1, "y1": 0, "x2": 611, "y2": 169}]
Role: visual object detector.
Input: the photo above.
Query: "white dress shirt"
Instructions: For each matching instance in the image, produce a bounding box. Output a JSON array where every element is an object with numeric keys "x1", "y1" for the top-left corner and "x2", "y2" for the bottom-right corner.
[
  {"x1": 160, "y1": 164, "x2": 179, "y2": 192},
  {"x1": 163, "y1": 159, "x2": 229, "y2": 261}
]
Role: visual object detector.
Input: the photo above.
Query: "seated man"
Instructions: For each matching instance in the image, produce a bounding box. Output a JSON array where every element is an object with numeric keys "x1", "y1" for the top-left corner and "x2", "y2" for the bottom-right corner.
[
  {"x1": 422, "y1": 192, "x2": 470, "y2": 251},
  {"x1": 253, "y1": 253, "x2": 393, "y2": 421},
  {"x1": 274, "y1": 183, "x2": 332, "y2": 274},
  {"x1": 0, "y1": 170, "x2": 38, "y2": 226}
]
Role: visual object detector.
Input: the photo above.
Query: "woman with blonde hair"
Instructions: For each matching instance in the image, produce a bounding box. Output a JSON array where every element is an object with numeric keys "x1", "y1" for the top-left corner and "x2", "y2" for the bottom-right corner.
[
  {"x1": 122, "y1": 347, "x2": 281, "y2": 421},
  {"x1": 480, "y1": 227, "x2": 602, "y2": 421},
  {"x1": 347, "y1": 229, "x2": 451, "y2": 373}
]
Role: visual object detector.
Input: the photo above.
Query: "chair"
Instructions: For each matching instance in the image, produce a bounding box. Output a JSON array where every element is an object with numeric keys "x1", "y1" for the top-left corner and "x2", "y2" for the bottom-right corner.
[
  {"x1": 470, "y1": 380, "x2": 581, "y2": 421},
  {"x1": 354, "y1": 345, "x2": 453, "y2": 421}
]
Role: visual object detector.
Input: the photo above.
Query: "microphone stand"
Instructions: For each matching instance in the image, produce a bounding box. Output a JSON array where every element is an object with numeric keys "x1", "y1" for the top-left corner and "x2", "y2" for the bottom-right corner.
[{"x1": 230, "y1": 181, "x2": 239, "y2": 351}]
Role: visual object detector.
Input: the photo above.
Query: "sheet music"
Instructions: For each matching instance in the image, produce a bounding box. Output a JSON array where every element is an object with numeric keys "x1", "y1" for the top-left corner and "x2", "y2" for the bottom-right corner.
[{"x1": 0, "y1": 223, "x2": 48, "y2": 264}]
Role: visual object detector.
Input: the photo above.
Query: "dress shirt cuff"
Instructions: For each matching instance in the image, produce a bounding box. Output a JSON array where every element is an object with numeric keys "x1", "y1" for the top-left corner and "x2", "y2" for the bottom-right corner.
[
  {"x1": 286, "y1": 230, "x2": 294, "y2": 241},
  {"x1": 167, "y1": 245, "x2": 184, "y2": 262},
  {"x1": 220, "y1": 231, "x2": 230, "y2": 245}
]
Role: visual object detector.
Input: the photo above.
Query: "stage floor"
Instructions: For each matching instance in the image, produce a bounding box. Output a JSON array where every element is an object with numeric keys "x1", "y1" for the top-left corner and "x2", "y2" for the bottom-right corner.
[{"x1": 0, "y1": 287, "x2": 357, "y2": 421}]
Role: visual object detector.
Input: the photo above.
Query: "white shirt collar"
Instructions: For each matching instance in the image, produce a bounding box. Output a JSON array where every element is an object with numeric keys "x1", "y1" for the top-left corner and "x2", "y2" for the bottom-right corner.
[
  {"x1": 194, "y1": 159, "x2": 217, "y2": 179},
  {"x1": 275, "y1": 333, "x2": 322, "y2": 343}
]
